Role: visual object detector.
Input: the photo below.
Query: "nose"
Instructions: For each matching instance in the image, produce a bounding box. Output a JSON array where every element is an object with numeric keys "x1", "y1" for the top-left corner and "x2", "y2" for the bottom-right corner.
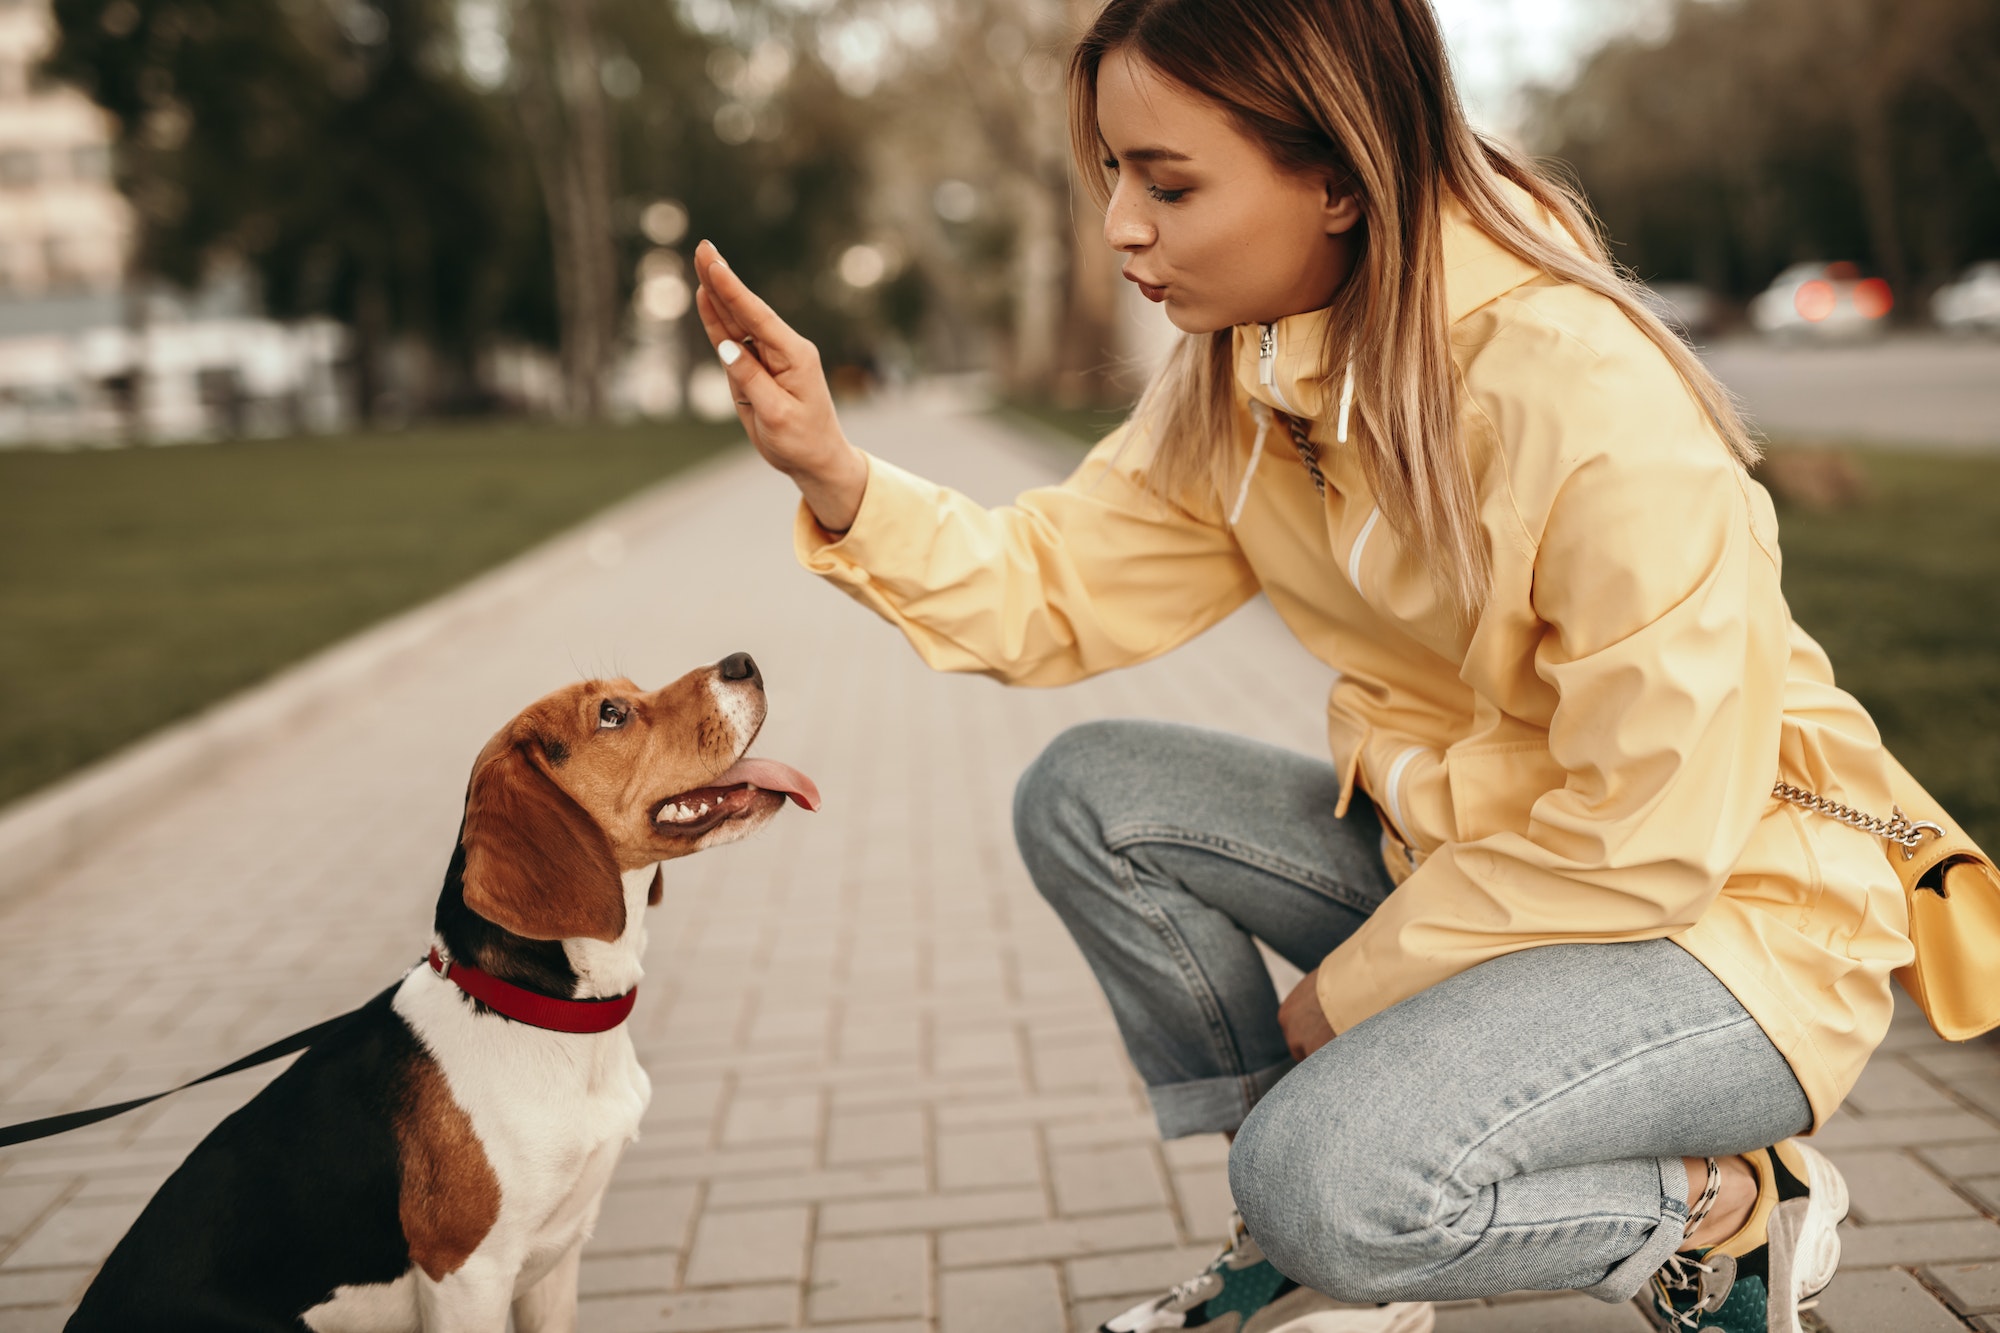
[
  {"x1": 718, "y1": 652, "x2": 761, "y2": 686},
  {"x1": 1104, "y1": 181, "x2": 1154, "y2": 253}
]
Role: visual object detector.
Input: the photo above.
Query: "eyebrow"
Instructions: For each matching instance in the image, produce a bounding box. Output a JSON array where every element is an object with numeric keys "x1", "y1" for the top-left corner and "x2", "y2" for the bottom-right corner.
[{"x1": 1104, "y1": 146, "x2": 1193, "y2": 163}]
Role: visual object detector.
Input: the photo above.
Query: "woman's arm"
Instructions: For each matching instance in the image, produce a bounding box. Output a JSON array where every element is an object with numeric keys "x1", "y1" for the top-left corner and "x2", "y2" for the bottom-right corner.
[{"x1": 695, "y1": 241, "x2": 1260, "y2": 686}]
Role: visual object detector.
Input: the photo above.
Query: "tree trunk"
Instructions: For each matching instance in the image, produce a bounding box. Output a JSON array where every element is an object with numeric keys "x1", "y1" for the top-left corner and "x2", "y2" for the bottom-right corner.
[{"x1": 512, "y1": 0, "x2": 619, "y2": 419}]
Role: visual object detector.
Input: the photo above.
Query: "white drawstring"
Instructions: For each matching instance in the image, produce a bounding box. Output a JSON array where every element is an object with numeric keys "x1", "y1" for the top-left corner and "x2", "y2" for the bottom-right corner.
[
  {"x1": 1228, "y1": 402, "x2": 1271, "y2": 526},
  {"x1": 1335, "y1": 359, "x2": 1355, "y2": 444}
]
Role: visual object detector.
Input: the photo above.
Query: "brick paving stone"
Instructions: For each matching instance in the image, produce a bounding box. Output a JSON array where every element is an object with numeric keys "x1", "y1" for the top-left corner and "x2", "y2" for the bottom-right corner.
[
  {"x1": 1051, "y1": 1144, "x2": 1171, "y2": 1217},
  {"x1": 940, "y1": 1212, "x2": 1180, "y2": 1267},
  {"x1": 0, "y1": 1305, "x2": 70, "y2": 1333},
  {"x1": 1813, "y1": 1267, "x2": 1966, "y2": 1331},
  {"x1": 0, "y1": 1197, "x2": 145, "y2": 1269},
  {"x1": 826, "y1": 1108, "x2": 928, "y2": 1166},
  {"x1": 938, "y1": 1126, "x2": 1044, "y2": 1192},
  {"x1": 1923, "y1": 1144, "x2": 2000, "y2": 1179},
  {"x1": 1837, "y1": 1217, "x2": 2000, "y2": 1267},
  {"x1": 593, "y1": 1183, "x2": 701, "y2": 1254},
  {"x1": 583, "y1": 1283, "x2": 798, "y2": 1332},
  {"x1": 1169, "y1": 1166, "x2": 1236, "y2": 1235},
  {"x1": 807, "y1": 1234, "x2": 930, "y2": 1321},
  {"x1": 580, "y1": 1248, "x2": 682, "y2": 1297},
  {"x1": 1815, "y1": 1108, "x2": 2000, "y2": 1150},
  {"x1": 1928, "y1": 1259, "x2": 2000, "y2": 1314},
  {"x1": 1064, "y1": 1245, "x2": 1213, "y2": 1299},
  {"x1": 820, "y1": 1188, "x2": 1048, "y2": 1237},
  {"x1": 0, "y1": 1183, "x2": 67, "y2": 1249},
  {"x1": 706, "y1": 1163, "x2": 929, "y2": 1207},
  {"x1": 1432, "y1": 1294, "x2": 1651, "y2": 1331},
  {"x1": 1829, "y1": 1149, "x2": 1984, "y2": 1222},
  {"x1": 684, "y1": 1204, "x2": 811, "y2": 1286},
  {"x1": 0, "y1": 1265, "x2": 91, "y2": 1308},
  {"x1": 939, "y1": 1264, "x2": 1065, "y2": 1333},
  {"x1": 4, "y1": 400, "x2": 1999, "y2": 1327},
  {"x1": 1841, "y1": 1060, "x2": 1961, "y2": 1114}
]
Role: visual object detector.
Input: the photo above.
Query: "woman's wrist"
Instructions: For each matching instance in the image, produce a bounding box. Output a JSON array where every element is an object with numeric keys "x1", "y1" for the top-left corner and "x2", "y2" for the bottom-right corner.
[{"x1": 793, "y1": 442, "x2": 869, "y2": 536}]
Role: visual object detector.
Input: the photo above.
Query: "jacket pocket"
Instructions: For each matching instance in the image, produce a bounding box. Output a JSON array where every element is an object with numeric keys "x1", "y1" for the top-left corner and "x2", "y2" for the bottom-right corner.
[{"x1": 1445, "y1": 740, "x2": 1567, "y2": 845}]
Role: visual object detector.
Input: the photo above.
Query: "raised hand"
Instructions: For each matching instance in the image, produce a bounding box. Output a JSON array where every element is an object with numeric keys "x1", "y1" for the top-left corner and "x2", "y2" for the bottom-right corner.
[{"x1": 693, "y1": 240, "x2": 869, "y2": 533}]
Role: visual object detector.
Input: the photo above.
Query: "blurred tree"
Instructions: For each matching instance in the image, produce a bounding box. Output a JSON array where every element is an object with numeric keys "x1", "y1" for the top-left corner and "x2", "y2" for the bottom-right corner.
[
  {"x1": 46, "y1": 0, "x2": 544, "y2": 421},
  {"x1": 1531, "y1": 0, "x2": 2000, "y2": 304},
  {"x1": 508, "y1": 0, "x2": 618, "y2": 418}
]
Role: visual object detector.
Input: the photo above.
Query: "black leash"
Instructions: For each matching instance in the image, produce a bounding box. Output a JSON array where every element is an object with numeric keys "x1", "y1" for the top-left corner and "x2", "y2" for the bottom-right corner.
[{"x1": 0, "y1": 984, "x2": 395, "y2": 1150}]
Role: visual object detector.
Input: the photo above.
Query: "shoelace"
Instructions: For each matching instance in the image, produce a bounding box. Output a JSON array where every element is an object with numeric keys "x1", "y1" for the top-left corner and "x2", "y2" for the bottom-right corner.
[
  {"x1": 1652, "y1": 1252, "x2": 1719, "y2": 1329},
  {"x1": 1161, "y1": 1214, "x2": 1259, "y2": 1311}
]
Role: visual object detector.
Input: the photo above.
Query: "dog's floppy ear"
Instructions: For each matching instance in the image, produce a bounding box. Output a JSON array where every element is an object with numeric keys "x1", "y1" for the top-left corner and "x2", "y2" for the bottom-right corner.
[{"x1": 461, "y1": 740, "x2": 626, "y2": 942}]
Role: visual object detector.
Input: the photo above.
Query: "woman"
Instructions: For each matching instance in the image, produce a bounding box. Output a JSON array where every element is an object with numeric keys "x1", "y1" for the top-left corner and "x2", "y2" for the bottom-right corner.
[{"x1": 692, "y1": 1, "x2": 1910, "y2": 1329}]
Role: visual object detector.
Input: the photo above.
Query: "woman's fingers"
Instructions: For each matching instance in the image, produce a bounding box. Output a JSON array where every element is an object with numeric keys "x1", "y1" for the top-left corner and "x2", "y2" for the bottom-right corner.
[
  {"x1": 717, "y1": 336, "x2": 787, "y2": 423},
  {"x1": 695, "y1": 284, "x2": 749, "y2": 357},
  {"x1": 696, "y1": 243, "x2": 806, "y2": 363}
]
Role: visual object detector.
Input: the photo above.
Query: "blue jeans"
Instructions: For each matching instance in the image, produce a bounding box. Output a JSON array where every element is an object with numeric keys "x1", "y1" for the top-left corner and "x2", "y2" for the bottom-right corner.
[{"x1": 1013, "y1": 719, "x2": 1811, "y2": 1305}]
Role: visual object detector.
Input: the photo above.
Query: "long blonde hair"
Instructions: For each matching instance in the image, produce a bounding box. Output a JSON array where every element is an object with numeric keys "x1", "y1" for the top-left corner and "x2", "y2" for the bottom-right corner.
[{"x1": 1067, "y1": 0, "x2": 1757, "y2": 615}]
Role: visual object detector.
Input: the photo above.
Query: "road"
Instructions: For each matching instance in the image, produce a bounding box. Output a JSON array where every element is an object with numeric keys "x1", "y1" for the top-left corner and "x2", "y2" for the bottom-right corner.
[{"x1": 1702, "y1": 334, "x2": 2000, "y2": 450}]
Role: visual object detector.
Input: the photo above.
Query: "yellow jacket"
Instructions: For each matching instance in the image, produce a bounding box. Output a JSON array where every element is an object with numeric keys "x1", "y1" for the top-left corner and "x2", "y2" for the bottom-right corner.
[{"x1": 796, "y1": 195, "x2": 1912, "y2": 1129}]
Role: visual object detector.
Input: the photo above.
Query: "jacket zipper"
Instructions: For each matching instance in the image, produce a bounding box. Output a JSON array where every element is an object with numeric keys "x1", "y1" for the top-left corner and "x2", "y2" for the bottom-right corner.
[{"x1": 1258, "y1": 323, "x2": 1298, "y2": 414}]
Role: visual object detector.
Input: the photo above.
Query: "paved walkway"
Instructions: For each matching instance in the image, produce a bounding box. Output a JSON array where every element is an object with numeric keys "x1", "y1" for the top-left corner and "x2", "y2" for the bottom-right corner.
[{"x1": 0, "y1": 399, "x2": 1996, "y2": 1332}]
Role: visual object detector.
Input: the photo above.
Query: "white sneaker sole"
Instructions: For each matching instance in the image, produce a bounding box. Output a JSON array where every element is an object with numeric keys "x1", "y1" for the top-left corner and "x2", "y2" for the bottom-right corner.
[
  {"x1": 1767, "y1": 1142, "x2": 1849, "y2": 1333},
  {"x1": 1267, "y1": 1302, "x2": 1435, "y2": 1333}
]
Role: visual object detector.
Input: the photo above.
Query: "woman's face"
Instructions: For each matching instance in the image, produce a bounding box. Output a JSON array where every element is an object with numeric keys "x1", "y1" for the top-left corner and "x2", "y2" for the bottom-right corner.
[{"x1": 1096, "y1": 48, "x2": 1361, "y2": 334}]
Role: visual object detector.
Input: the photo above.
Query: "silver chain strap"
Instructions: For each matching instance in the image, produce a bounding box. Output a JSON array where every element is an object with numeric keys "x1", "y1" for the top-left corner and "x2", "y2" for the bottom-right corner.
[{"x1": 1772, "y1": 781, "x2": 1944, "y2": 861}]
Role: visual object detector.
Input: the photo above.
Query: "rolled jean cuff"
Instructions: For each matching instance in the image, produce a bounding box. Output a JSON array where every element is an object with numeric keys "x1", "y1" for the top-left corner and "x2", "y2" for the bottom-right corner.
[
  {"x1": 1146, "y1": 1060, "x2": 1295, "y2": 1139},
  {"x1": 1581, "y1": 1156, "x2": 1691, "y2": 1303}
]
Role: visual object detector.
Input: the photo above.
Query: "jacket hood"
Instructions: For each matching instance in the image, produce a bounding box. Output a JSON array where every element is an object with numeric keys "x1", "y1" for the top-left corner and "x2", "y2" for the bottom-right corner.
[{"x1": 1232, "y1": 182, "x2": 1560, "y2": 422}]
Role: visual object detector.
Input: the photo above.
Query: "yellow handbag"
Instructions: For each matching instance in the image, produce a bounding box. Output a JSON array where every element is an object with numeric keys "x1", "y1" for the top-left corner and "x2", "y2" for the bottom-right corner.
[{"x1": 1775, "y1": 757, "x2": 2000, "y2": 1041}]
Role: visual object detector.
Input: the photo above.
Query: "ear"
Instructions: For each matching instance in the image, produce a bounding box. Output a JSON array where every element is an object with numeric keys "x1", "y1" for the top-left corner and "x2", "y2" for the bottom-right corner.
[
  {"x1": 460, "y1": 741, "x2": 626, "y2": 943},
  {"x1": 1321, "y1": 180, "x2": 1363, "y2": 235},
  {"x1": 647, "y1": 864, "x2": 664, "y2": 907}
]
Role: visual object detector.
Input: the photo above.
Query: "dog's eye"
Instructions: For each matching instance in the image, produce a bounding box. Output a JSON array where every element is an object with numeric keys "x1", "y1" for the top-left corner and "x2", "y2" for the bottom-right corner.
[{"x1": 598, "y1": 699, "x2": 630, "y2": 729}]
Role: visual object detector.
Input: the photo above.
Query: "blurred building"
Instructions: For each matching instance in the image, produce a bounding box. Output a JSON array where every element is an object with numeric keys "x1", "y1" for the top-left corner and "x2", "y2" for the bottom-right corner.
[{"x1": 0, "y1": 0, "x2": 346, "y2": 446}]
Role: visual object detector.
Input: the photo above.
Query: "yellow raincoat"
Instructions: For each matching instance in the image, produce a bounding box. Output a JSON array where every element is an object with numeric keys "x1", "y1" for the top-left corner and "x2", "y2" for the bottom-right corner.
[{"x1": 795, "y1": 192, "x2": 1912, "y2": 1130}]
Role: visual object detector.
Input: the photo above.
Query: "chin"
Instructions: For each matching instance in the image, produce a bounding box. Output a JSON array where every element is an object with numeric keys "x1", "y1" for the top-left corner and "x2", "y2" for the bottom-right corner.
[{"x1": 1159, "y1": 300, "x2": 1237, "y2": 337}]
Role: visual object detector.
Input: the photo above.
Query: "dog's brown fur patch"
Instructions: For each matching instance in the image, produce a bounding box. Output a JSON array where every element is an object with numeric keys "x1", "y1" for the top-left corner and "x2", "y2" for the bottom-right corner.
[{"x1": 395, "y1": 1056, "x2": 501, "y2": 1280}]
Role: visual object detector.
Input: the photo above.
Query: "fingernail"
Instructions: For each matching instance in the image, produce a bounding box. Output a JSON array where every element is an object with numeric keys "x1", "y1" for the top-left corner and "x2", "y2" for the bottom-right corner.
[{"x1": 718, "y1": 340, "x2": 742, "y2": 366}]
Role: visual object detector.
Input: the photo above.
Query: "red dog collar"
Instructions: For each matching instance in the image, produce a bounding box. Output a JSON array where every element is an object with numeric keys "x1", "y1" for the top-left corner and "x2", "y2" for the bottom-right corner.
[{"x1": 427, "y1": 948, "x2": 637, "y2": 1033}]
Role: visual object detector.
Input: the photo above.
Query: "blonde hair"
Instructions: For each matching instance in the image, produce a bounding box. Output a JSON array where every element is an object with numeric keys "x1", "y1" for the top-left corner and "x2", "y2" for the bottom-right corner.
[{"x1": 1068, "y1": 0, "x2": 1758, "y2": 615}]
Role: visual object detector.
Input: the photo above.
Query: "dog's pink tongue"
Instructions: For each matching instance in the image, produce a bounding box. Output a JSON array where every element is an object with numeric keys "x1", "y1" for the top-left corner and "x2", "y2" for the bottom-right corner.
[{"x1": 716, "y1": 757, "x2": 821, "y2": 812}]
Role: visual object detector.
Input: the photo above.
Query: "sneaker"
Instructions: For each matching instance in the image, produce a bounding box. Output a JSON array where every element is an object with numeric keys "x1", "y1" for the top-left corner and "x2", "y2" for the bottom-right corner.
[
  {"x1": 1640, "y1": 1140, "x2": 1850, "y2": 1333},
  {"x1": 1098, "y1": 1213, "x2": 1436, "y2": 1333}
]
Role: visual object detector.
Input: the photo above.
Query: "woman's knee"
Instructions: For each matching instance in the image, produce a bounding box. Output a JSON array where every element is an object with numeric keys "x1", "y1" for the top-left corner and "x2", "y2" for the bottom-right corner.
[
  {"x1": 1229, "y1": 1063, "x2": 1457, "y2": 1304},
  {"x1": 1012, "y1": 720, "x2": 1149, "y2": 894}
]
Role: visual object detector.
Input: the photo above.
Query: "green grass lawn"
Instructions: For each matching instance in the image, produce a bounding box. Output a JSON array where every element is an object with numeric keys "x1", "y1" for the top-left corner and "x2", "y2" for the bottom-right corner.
[
  {"x1": 0, "y1": 420, "x2": 741, "y2": 807},
  {"x1": 1001, "y1": 405, "x2": 2000, "y2": 851}
]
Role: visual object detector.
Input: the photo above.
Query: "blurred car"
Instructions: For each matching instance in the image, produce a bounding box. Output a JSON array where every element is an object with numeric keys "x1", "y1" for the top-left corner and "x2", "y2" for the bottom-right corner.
[
  {"x1": 1638, "y1": 282, "x2": 1723, "y2": 338},
  {"x1": 1749, "y1": 262, "x2": 1893, "y2": 338},
  {"x1": 1931, "y1": 262, "x2": 2000, "y2": 334}
]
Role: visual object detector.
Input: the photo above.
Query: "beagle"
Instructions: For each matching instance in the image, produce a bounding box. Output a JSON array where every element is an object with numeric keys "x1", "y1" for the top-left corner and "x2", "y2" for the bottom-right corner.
[{"x1": 67, "y1": 653, "x2": 817, "y2": 1332}]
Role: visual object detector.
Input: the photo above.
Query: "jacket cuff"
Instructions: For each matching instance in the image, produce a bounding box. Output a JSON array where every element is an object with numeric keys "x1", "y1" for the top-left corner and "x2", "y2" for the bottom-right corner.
[{"x1": 792, "y1": 451, "x2": 934, "y2": 585}]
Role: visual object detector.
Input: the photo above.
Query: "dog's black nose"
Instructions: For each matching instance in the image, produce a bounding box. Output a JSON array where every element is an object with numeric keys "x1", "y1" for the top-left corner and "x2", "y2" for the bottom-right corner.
[{"x1": 718, "y1": 652, "x2": 761, "y2": 685}]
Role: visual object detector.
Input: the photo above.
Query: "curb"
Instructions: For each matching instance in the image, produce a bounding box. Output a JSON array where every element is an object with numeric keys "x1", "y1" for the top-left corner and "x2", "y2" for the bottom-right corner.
[{"x1": 0, "y1": 446, "x2": 754, "y2": 911}]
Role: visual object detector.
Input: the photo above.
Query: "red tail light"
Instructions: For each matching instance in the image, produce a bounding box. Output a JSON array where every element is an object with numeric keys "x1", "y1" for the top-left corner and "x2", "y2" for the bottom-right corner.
[
  {"x1": 1853, "y1": 277, "x2": 1893, "y2": 320},
  {"x1": 1795, "y1": 280, "x2": 1837, "y2": 322}
]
